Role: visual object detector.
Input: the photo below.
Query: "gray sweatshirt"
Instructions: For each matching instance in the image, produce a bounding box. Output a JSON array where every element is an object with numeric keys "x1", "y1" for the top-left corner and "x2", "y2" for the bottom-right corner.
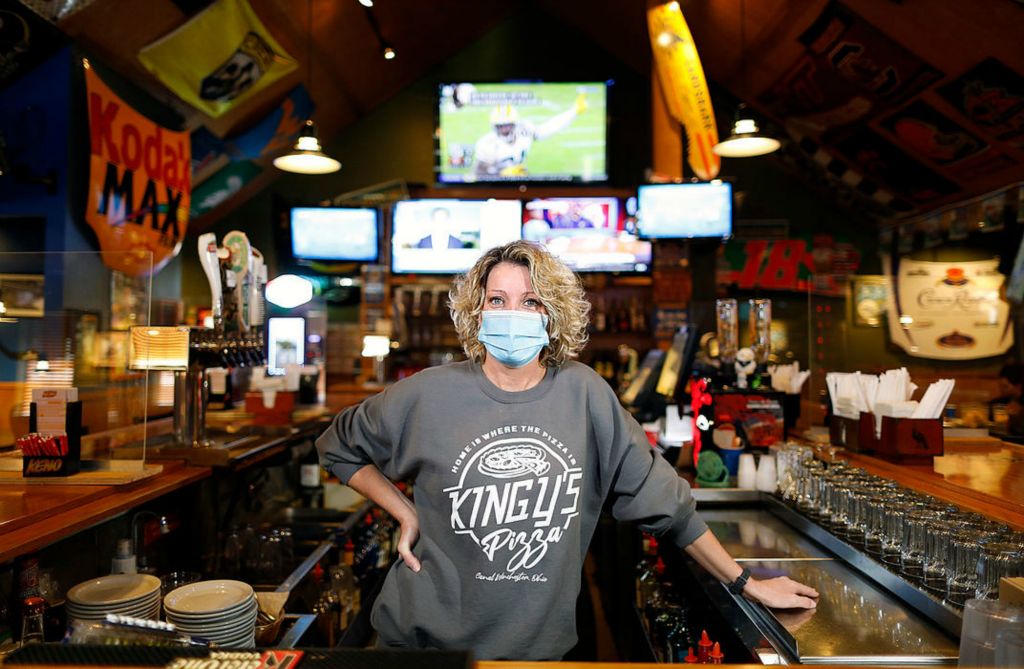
[{"x1": 316, "y1": 360, "x2": 708, "y2": 660}]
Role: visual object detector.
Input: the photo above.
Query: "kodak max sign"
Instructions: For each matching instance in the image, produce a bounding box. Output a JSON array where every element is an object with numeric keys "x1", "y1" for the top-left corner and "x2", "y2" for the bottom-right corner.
[{"x1": 85, "y1": 63, "x2": 191, "y2": 276}]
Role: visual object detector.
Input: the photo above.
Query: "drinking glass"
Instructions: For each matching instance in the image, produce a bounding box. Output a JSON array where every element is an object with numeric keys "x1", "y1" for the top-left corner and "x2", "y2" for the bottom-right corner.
[
  {"x1": 900, "y1": 509, "x2": 939, "y2": 582},
  {"x1": 947, "y1": 531, "x2": 983, "y2": 607},
  {"x1": 160, "y1": 571, "x2": 201, "y2": 598},
  {"x1": 716, "y1": 299, "x2": 738, "y2": 365},
  {"x1": 976, "y1": 541, "x2": 1024, "y2": 600},
  {"x1": 922, "y1": 519, "x2": 959, "y2": 594}
]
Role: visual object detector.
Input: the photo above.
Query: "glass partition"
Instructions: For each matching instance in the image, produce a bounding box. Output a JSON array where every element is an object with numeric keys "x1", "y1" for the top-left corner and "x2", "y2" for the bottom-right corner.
[{"x1": 0, "y1": 251, "x2": 155, "y2": 471}]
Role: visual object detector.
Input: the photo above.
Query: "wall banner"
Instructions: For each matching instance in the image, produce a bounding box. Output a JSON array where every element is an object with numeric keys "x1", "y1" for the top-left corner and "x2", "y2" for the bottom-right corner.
[
  {"x1": 84, "y1": 61, "x2": 191, "y2": 276},
  {"x1": 884, "y1": 255, "x2": 1013, "y2": 360},
  {"x1": 137, "y1": 0, "x2": 297, "y2": 118}
]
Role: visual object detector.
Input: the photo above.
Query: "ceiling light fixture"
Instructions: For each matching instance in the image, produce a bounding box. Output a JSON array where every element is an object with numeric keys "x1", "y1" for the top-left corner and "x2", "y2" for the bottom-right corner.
[
  {"x1": 712, "y1": 0, "x2": 780, "y2": 158},
  {"x1": 273, "y1": 0, "x2": 341, "y2": 175},
  {"x1": 383, "y1": 45, "x2": 396, "y2": 60},
  {"x1": 358, "y1": 0, "x2": 373, "y2": 6}
]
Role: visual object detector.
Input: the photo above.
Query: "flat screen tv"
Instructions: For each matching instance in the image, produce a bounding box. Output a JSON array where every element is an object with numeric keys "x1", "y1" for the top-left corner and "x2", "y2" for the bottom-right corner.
[
  {"x1": 391, "y1": 199, "x2": 523, "y2": 274},
  {"x1": 523, "y1": 197, "x2": 651, "y2": 273},
  {"x1": 436, "y1": 81, "x2": 609, "y2": 184},
  {"x1": 267, "y1": 317, "x2": 304, "y2": 375},
  {"x1": 290, "y1": 207, "x2": 379, "y2": 262},
  {"x1": 636, "y1": 181, "x2": 733, "y2": 239}
]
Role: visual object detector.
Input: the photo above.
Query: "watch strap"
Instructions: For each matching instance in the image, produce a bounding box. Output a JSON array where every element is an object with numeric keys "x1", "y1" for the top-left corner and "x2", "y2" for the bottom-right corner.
[{"x1": 726, "y1": 567, "x2": 751, "y2": 595}]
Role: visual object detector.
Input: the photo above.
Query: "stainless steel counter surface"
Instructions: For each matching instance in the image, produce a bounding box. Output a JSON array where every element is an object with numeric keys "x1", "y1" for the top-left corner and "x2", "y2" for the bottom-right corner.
[
  {"x1": 744, "y1": 559, "x2": 959, "y2": 664},
  {"x1": 701, "y1": 508, "x2": 833, "y2": 560}
]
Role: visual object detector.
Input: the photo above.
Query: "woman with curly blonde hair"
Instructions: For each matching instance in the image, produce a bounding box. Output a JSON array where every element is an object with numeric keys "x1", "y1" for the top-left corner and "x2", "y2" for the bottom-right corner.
[{"x1": 317, "y1": 240, "x2": 817, "y2": 660}]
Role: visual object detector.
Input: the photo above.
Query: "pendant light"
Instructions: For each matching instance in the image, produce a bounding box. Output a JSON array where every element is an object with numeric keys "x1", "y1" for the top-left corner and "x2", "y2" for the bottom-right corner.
[
  {"x1": 713, "y1": 0, "x2": 780, "y2": 158},
  {"x1": 273, "y1": 0, "x2": 341, "y2": 174}
]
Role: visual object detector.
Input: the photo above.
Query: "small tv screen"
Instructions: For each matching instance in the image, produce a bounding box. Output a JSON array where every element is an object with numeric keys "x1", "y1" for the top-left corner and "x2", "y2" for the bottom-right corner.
[
  {"x1": 636, "y1": 182, "x2": 733, "y2": 239},
  {"x1": 267, "y1": 317, "x2": 304, "y2": 375},
  {"x1": 436, "y1": 81, "x2": 608, "y2": 184},
  {"x1": 523, "y1": 197, "x2": 651, "y2": 273},
  {"x1": 391, "y1": 199, "x2": 523, "y2": 274},
  {"x1": 290, "y1": 207, "x2": 379, "y2": 262}
]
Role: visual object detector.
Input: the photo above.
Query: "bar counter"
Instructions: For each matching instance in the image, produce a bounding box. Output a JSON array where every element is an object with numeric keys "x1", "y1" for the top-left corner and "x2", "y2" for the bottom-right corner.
[{"x1": 0, "y1": 461, "x2": 209, "y2": 563}]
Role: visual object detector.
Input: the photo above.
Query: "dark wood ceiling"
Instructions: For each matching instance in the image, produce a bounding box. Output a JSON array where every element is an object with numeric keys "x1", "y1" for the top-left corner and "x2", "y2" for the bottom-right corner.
[{"x1": 51, "y1": 0, "x2": 1024, "y2": 228}]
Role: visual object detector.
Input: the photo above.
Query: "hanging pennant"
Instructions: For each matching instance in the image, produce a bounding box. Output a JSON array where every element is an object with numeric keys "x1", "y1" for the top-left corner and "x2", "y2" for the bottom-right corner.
[
  {"x1": 646, "y1": 1, "x2": 720, "y2": 181},
  {"x1": 137, "y1": 0, "x2": 297, "y2": 118},
  {"x1": 83, "y1": 60, "x2": 191, "y2": 276}
]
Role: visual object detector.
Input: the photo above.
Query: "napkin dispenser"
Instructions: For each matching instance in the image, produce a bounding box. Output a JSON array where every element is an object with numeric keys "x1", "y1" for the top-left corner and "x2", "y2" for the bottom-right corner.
[
  {"x1": 873, "y1": 415, "x2": 943, "y2": 463},
  {"x1": 828, "y1": 412, "x2": 877, "y2": 453}
]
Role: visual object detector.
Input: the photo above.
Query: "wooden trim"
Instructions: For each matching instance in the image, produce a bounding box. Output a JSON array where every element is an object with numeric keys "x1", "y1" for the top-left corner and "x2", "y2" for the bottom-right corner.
[{"x1": 840, "y1": 451, "x2": 1024, "y2": 530}]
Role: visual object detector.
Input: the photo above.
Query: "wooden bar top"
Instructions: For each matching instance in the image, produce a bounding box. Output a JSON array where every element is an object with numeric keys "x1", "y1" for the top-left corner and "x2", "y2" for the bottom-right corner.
[
  {"x1": 839, "y1": 439, "x2": 1024, "y2": 530},
  {"x1": 0, "y1": 460, "x2": 209, "y2": 563}
]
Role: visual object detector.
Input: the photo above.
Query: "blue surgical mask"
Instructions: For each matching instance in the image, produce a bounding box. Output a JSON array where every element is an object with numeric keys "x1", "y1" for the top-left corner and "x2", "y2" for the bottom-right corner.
[{"x1": 478, "y1": 310, "x2": 550, "y2": 368}]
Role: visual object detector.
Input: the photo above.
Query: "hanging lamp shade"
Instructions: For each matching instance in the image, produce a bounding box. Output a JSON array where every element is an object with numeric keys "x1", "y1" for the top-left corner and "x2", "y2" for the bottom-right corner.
[
  {"x1": 273, "y1": 119, "x2": 341, "y2": 174},
  {"x1": 712, "y1": 105, "x2": 780, "y2": 158}
]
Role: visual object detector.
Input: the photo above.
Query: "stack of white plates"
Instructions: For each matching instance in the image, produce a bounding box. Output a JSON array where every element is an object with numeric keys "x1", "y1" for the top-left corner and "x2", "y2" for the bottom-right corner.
[
  {"x1": 66, "y1": 574, "x2": 162, "y2": 623},
  {"x1": 163, "y1": 580, "x2": 257, "y2": 648}
]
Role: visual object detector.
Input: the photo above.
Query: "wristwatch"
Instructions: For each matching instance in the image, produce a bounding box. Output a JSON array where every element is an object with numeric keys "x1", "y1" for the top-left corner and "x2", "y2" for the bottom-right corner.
[{"x1": 726, "y1": 567, "x2": 751, "y2": 595}]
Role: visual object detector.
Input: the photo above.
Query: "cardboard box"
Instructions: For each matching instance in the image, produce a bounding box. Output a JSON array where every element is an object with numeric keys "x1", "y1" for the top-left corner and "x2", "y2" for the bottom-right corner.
[{"x1": 1001, "y1": 577, "x2": 1024, "y2": 606}]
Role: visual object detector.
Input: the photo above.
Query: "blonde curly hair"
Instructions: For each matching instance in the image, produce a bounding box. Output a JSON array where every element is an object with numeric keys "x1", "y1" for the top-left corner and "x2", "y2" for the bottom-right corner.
[{"x1": 449, "y1": 241, "x2": 590, "y2": 367}]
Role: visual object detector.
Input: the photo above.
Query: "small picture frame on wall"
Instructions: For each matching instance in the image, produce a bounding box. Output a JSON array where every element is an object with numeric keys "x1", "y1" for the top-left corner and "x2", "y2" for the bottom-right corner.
[
  {"x1": 851, "y1": 275, "x2": 889, "y2": 328},
  {"x1": 0, "y1": 274, "x2": 45, "y2": 317}
]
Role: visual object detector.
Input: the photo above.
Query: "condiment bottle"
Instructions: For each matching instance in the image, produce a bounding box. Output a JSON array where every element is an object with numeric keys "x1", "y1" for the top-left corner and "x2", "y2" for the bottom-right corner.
[
  {"x1": 684, "y1": 646, "x2": 700, "y2": 663},
  {"x1": 697, "y1": 629, "x2": 713, "y2": 663},
  {"x1": 709, "y1": 641, "x2": 724, "y2": 664}
]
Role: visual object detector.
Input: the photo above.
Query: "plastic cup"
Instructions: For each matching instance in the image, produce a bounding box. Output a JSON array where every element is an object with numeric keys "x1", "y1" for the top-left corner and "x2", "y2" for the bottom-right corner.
[{"x1": 737, "y1": 453, "x2": 757, "y2": 489}]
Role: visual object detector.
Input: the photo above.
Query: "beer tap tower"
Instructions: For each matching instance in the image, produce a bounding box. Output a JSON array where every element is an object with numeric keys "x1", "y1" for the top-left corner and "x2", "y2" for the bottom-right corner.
[{"x1": 130, "y1": 232, "x2": 267, "y2": 448}]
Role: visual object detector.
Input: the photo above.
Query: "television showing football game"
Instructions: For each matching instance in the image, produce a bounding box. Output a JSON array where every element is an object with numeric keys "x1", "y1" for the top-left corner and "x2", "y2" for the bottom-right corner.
[
  {"x1": 523, "y1": 197, "x2": 651, "y2": 273},
  {"x1": 636, "y1": 182, "x2": 733, "y2": 239},
  {"x1": 391, "y1": 199, "x2": 523, "y2": 274},
  {"x1": 436, "y1": 81, "x2": 608, "y2": 183},
  {"x1": 290, "y1": 207, "x2": 379, "y2": 262}
]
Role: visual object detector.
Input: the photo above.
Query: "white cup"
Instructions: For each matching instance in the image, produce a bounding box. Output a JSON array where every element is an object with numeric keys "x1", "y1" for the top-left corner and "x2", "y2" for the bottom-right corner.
[
  {"x1": 737, "y1": 453, "x2": 757, "y2": 489},
  {"x1": 756, "y1": 454, "x2": 778, "y2": 493}
]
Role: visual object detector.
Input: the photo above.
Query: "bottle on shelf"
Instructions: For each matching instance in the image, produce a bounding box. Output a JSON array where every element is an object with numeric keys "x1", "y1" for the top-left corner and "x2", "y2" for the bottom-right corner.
[
  {"x1": 329, "y1": 539, "x2": 360, "y2": 631},
  {"x1": 664, "y1": 607, "x2": 693, "y2": 663},
  {"x1": 594, "y1": 297, "x2": 607, "y2": 333},
  {"x1": 299, "y1": 447, "x2": 324, "y2": 509}
]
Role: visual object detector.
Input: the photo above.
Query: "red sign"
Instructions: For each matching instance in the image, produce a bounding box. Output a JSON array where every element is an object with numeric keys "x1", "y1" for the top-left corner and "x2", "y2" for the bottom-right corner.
[
  {"x1": 718, "y1": 236, "x2": 861, "y2": 296},
  {"x1": 84, "y1": 62, "x2": 191, "y2": 276}
]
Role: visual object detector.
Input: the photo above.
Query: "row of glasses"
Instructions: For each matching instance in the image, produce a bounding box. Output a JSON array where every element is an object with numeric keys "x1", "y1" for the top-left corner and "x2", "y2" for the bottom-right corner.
[{"x1": 783, "y1": 453, "x2": 1024, "y2": 608}]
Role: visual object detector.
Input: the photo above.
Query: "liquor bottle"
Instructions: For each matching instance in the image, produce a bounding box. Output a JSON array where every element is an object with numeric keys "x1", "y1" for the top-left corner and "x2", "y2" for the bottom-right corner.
[
  {"x1": 299, "y1": 446, "x2": 324, "y2": 509},
  {"x1": 594, "y1": 297, "x2": 607, "y2": 333},
  {"x1": 635, "y1": 534, "x2": 659, "y2": 609},
  {"x1": 664, "y1": 607, "x2": 693, "y2": 663},
  {"x1": 617, "y1": 300, "x2": 631, "y2": 333},
  {"x1": 329, "y1": 540, "x2": 358, "y2": 631},
  {"x1": 637, "y1": 556, "x2": 665, "y2": 613}
]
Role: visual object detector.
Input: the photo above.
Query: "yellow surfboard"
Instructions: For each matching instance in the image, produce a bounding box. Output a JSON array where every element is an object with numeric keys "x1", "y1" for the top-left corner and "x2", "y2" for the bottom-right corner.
[{"x1": 647, "y1": 1, "x2": 721, "y2": 181}]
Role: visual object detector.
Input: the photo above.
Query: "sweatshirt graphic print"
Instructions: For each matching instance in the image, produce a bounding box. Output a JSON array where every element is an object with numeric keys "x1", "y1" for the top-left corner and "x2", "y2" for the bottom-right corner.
[{"x1": 315, "y1": 360, "x2": 707, "y2": 660}]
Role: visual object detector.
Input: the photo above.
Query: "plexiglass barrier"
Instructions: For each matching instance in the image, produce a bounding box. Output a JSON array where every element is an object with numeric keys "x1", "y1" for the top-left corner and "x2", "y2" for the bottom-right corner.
[{"x1": 0, "y1": 251, "x2": 157, "y2": 471}]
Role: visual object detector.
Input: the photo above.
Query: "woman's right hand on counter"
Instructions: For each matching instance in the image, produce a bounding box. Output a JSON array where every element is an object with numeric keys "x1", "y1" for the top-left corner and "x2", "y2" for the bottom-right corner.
[{"x1": 744, "y1": 576, "x2": 819, "y2": 609}]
